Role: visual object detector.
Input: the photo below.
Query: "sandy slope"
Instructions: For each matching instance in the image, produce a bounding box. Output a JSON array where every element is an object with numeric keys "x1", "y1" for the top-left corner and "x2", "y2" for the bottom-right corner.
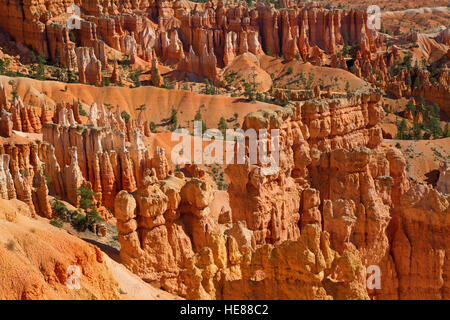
[
  {"x1": 259, "y1": 56, "x2": 368, "y2": 92},
  {"x1": 0, "y1": 75, "x2": 278, "y2": 129},
  {"x1": 383, "y1": 137, "x2": 450, "y2": 184},
  {"x1": 0, "y1": 199, "x2": 120, "y2": 300},
  {"x1": 0, "y1": 197, "x2": 181, "y2": 300},
  {"x1": 104, "y1": 255, "x2": 182, "y2": 300},
  {"x1": 224, "y1": 53, "x2": 273, "y2": 92}
]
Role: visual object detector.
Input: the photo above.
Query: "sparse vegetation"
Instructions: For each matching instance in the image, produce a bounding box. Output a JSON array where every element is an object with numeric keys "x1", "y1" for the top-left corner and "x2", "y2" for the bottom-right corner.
[
  {"x1": 218, "y1": 117, "x2": 228, "y2": 135},
  {"x1": 72, "y1": 186, "x2": 102, "y2": 232},
  {"x1": 208, "y1": 164, "x2": 227, "y2": 191},
  {"x1": 135, "y1": 104, "x2": 147, "y2": 120},
  {"x1": 202, "y1": 79, "x2": 217, "y2": 95},
  {"x1": 5, "y1": 240, "x2": 16, "y2": 251},
  {"x1": 395, "y1": 98, "x2": 445, "y2": 140},
  {"x1": 169, "y1": 108, "x2": 178, "y2": 131},
  {"x1": 130, "y1": 68, "x2": 142, "y2": 88},
  {"x1": 121, "y1": 110, "x2": 131, "y2": 124},
  {"x1": 150, "y1": 121, "x2": 157, "y2": 133},
  {"x1": 30, "y1": 52, "x2": 47, "y2": 80},
  {"x1": 194, "y1": 107, "x2": 207, "y2": 134},
  {"x1": 345, "y1": 81, "x2": 351, "y2": 95},
  {"x1": 78, "y1": 100, "x2": 88, "y2": 116},
  {"x1": 8, "y1": 80, "x2": 18, "y2": 103}
]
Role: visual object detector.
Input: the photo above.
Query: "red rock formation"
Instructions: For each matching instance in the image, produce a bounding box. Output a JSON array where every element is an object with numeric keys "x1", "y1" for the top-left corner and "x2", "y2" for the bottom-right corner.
[
  {"x1": 0, "y1": 154, "x2": 16, "y2": 200},
  {"x1": 32, "y1": 168, "x2": 53, "y2": 219},
  {"x1": 76, "y1": 47, "x2": 103, "y2": 86},
  {"x1": 382, "y1": 184, "x2": 450, "y2": 299},
  {"x1": 115, "y1": 172, "x2": 193, "y2": 295},
  {"x1": 42, "y1": 110, "x2": 170, "y2": 209},
  {"x1": 63, "y1": 147, "x2": 85, "y2": 207},
  {"x1": 184, "y1": 224, "x2": 369, "y2": 300},
  {"x1": 0, "y1": 110, "x2": 13, "y2": 137},
  {"x1": 0, "y1": 141, "x2": 54, "y2": 217},
  {"x1": 0, "y1": 0, "x2": 448, "y2": 302},
  {"x1": 437, "y1": 161, "x2": 450, "y2": 195},
  {"x1": 53, "y1": 102, "x2": 79, "y2": 126},
  {"x1": 348, "y1": 45, "x2": 449, "y2": 116},
  {"x1": 437, "y1": 28, "x2": 450, "y2": 46},
  {"x1": 0, "y1": 1, "x2": 382, "y2": 85},
  {"x1": 0, "y1": 198, "x2": 121, "y2": 300},
  {"x1": 227, "y1": 90, "x2": 384, "y2": 247},
  {"x1": 12, "y1": 168, "x2": 36, "y2": 216},
  {"x1": 110, "y1": 60, "x2": 120, "y2": 84},
  {"x1": 9, "y1": 97, "x2": 42, "y2": 133},
  {"x1": 115, "y1": 166, "x2": 235, "y2": 295},
  {"x1": 179, "y1": 178, "x2": 216, "y2": 251},
  {"x1": 177, "y1": 45, "x2": 219, "y2": 84},
  {"x1": 46, "y1": 22, "x2": 77, "y2": 69},
  {"x1": 151, "y1": 146, "x2": 169, "y2": 180}
]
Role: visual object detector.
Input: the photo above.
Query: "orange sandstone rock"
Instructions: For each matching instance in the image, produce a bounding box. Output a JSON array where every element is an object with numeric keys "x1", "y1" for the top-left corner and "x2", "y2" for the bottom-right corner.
[{"x1": 184, "y1": 224, "x2": 369, "y2": 300}]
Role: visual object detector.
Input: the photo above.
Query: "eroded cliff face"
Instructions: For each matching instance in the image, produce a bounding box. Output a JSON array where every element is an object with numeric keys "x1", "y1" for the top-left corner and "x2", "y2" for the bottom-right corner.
[
  {"x1": 0, "y1": 0, "x2": 381, "y2": 83},
  {"x1": 350, "y1": 44, "x2": 450, "y2": 117},
  {"x1": 226, "y1": 89, "x2": 385, "y2": 252},
  {"x1": 114, "y1": 167, "x2": 371, "y2": 299},
  {"x1": 184, "y1": 224, "x2": 369, "y2": 300},
  {"x1": 0, "y1": 72, "x2": 447, "y2": 300},
  {"x1": 0, "y1": 140, "x2": 52, "y2": 218},
  {"x1": 218, "y1": 90, "x2": 403, "y2": 299},
  {"x1": 41, "y1": 102, "x2": 171, "y2": 210},
  {"x1": 0, "y1": 1, "x2": 447, "y2": 301},
  {"x1": 115, "y1": 169, "x2": 221, "y2": 295},
  {"x1": 105, "y1": 86, "x2": 450, "y2": 300},
  {"x1": 381, "y1": 184, "x2": 450, "y2": 299},
  {"x1": 0, "y1": 89, "x2": 171, "y2": 219}
]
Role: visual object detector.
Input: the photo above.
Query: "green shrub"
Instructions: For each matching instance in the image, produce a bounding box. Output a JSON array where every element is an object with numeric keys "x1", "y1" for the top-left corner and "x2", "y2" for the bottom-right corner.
[
  {"x1": 5, "y1": 240, "x2": 15, "y2": 251},
  {"x1": 78, "y1": 100, "x2": 88, "y2": 116},
  {"x1": 72, "y1": 187, "x2": 103, "y2": 232},
  {"x1": 51, "y1": 198, "x2": 71, "y2": 222},
  {"x1": 50, "y1": 220, "x2": 63, "y2": 228},
  {"x1": 121, "y1": 110, "x2": 131, "y2": 124},
  {"x1": 150, "y1": 121, "x2": 157, "y2": 133}
]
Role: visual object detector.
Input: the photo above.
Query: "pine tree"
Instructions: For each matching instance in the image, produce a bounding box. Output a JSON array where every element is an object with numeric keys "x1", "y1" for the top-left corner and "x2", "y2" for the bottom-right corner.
[
  {"x1": 218, "y1": 117, "x2": 228, "y2": 135},
  {"x1": 396, "y1": 119, "x2": 408, "y2": 140},
  {"x1": 443, "y1": 123, "x2": 450, "y2": 138},
  {"x1": 412, "y1": 121, "x2": 422, "y2": 140}
]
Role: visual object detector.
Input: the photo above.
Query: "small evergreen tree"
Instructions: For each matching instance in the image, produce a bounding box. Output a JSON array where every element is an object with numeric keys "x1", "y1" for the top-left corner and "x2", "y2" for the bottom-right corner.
[
  {"x1": 169, "y1": 108, "x2": 178, "y2": 131},
  {"x1": 121, "y1": 110, "x2": 131, "y2": 124},
  {"x1": 150, "y1": 121, "x2": 157, "y2": 133},
  {"x1": 152, "y1": 68, "x2": 160, "y2": 86},
  {"x1": 218, "y1": 117, "x2": 227, "y2": 135},
  {"x1": 78, "y1": 100, "x2": 88, "y2": 116},
  {"x1": 396, "y1": 119, "x2": 408, "y2": 140},
  {"x1": 194, "y1": 108, "x2": 207, "y2": 134},
  {"x1": 412, "y1": 121, "x2": 422, "y2": 140},
  {"x1": 443, "y1": 123, "x2": 450, "y2": 138},
  {"x1": 345, "y1": 81, "x2": 351, "y2": 95},
  {"x1": 136, "y1": 104, "x2": 147, "y2": 120},
  {"x1": 130, "y1": 68, "x2": 142, "y2": 87},
  {"x1": 31, "y1": 52, "x2": 46, "y2": 80},
  {"x1": 406, "y1": 101, "x2": 416, "y2": 117},
  {"x1": 73, "y1": 186, "x2": 102, "y2": 232}
]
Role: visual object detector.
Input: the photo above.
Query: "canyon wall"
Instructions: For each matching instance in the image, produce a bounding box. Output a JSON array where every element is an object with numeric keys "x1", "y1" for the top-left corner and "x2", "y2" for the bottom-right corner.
[
  {"x1": 0, "y1": 1, "x2": 380, "y2": 81},
  {"x1": 110, "y1": 88, "x2": 441, "y2": 300}
]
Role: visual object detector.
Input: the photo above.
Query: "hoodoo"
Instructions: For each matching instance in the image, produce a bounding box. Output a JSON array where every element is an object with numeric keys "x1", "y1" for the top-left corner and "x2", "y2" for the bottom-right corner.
[{"x1": 0, "y1": 0, "x2": 448, "y2": 302}]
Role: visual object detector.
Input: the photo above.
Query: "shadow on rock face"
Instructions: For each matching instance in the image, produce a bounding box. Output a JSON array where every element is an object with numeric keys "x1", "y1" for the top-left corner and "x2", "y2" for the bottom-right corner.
[{"x1": 424, "y1": 169, "x2": 440, "y2": 187}]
